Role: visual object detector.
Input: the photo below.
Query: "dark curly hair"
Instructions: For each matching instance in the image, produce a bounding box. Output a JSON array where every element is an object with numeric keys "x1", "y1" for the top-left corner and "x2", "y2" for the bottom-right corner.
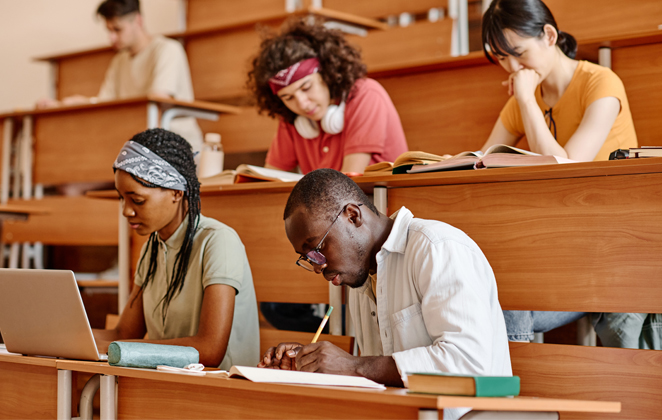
[
  {"x1": 248, "y1": 18, "x2": 367, "y2": 124},
  {"x1": 284, "y1": 169, "x2": 379, "y2": 223},
  {"x1": 482, "y1": 0, "x2": 577, "y2": 64},
  {"x1": 121, "y1": 128, "x2": 201, "y2": 322}
]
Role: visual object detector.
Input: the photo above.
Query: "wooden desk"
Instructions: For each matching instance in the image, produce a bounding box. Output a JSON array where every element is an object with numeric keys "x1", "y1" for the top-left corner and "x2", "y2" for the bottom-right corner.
[
  {"x1": 197, "y1": 159, "x2": 662, "y2": 314},
  {"x1": 54, "y1": 360, "x2": 619, "y2": 420},
  {"x1": 0, "y1": 203, "x2": 48, "y2": 250},
  {"x1": 90, "y1": 160, "x2": 659, "y2": 418},
  {"x1": 0, "y1": 97, "x2": 239, "y2": 186},
  {"x1": 0, "y1": 352, "x2": 59, "y2": 419}
]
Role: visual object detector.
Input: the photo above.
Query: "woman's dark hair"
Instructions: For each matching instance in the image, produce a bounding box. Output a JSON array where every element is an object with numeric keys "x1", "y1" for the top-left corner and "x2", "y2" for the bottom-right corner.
[
  {"x1": 247, "y1": 18, "x2": 367, "y2": 124},
  {"x1": 482, "y1": 0, "x2": 577, "y2": 64},
  {"x1": 126, "y1": 128, "x2": 200, "y2": 321},
  {"x1": 97, "y1": 0, "x2": 140, "y2": 19}
]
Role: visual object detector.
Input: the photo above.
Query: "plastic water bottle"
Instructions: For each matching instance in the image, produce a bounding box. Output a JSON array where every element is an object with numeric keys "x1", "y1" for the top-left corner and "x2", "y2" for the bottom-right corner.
[{"x1": 198, "y1": 133, "x2": 224, "y2": 178}]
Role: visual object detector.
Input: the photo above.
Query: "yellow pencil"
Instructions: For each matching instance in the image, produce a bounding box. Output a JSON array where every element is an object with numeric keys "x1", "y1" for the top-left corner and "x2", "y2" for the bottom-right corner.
[{"x1": 311, "y1": 306, "x2": 333, "y2": 343}]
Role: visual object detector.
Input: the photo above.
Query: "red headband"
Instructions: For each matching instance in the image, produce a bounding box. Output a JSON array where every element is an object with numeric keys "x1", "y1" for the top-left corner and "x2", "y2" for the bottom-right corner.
[{"x1": 268, "y1": 57, "x2": 320, "y2": 95}]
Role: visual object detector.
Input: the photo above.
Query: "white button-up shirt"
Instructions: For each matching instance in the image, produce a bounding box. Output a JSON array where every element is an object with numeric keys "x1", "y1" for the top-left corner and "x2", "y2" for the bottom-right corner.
[{"x1": 348, "y1": 207, "x2": 511, "y2": 419}]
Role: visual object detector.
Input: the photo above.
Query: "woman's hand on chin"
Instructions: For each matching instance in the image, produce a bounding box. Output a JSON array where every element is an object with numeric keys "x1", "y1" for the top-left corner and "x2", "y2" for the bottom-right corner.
[{"x1": 505, "y1": 69, "x2": 541, "y2": 103}]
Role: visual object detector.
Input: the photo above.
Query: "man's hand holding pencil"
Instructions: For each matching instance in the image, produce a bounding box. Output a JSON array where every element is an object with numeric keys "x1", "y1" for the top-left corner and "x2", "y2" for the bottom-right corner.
[{"x1": 258, "y1": 307, "x2": 333, "y2": 370}]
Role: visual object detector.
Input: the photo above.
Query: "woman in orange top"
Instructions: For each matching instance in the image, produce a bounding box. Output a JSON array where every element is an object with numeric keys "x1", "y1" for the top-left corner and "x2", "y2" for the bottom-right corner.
[
  {"x1": 480, "y1": 0, "x2": 637, "y2": 161},
  {"x1": 480, "y1": 0, "x2": 659, "y2": 350}
]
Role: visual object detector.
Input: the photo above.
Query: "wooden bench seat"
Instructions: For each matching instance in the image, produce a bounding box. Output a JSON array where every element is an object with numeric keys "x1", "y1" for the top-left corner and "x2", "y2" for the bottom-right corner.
[{"x1": 511, "y1": 342, "x2": 662, "y2": 419}]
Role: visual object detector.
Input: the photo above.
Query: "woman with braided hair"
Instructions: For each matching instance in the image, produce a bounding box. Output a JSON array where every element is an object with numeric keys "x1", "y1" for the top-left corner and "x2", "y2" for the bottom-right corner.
[{"x1": 93, "y1": 128, "x2": 259, "y2": 367}]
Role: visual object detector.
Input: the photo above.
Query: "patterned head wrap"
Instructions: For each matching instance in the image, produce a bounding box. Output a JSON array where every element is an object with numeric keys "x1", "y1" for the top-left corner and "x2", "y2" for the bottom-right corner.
[
  {"x1": 268, "y1": 57, "x2": 320, "y2": 95},
  {"x1": 113, "y1": 141, "x2": 188, "y2": 191}
]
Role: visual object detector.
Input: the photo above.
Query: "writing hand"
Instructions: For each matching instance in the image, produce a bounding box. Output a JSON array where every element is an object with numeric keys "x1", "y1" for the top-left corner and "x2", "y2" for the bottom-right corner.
[
  {"x1": 296, "y1": 341, "x2": 360, "y2": 376},
  {"x1": 257, "y1": 342, "x2": 303, "y2": 370}
]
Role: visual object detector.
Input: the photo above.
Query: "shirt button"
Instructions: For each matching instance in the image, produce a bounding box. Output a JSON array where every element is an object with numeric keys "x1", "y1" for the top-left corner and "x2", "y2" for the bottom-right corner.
[
  {"x1": 371, "y1": 311, "x2": 376, "y2": 317},
  {"x1": 322, "y1": 146, "x2": 329, "y2": 153}
]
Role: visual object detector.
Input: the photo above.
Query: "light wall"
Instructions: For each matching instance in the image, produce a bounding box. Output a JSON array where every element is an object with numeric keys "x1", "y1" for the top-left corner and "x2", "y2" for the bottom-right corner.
[{"x1": 0, "y1": 0, "x2": 183, "y2": 112}]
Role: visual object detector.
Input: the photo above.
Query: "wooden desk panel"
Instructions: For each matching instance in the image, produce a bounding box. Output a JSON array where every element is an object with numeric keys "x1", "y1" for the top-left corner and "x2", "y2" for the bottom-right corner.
[
  {"x1": 118, "y1": 377, "x2": 420, "y2": 419},
  {"x1": 57, "y1": 49, "x2": 115, "y2": 99},
  {"x1": 33, "y1": 103, "x2": 147, "y2": 185},
  {"x1": 546, "y1": 0, "x2": 662, "y2": 43},
  {"x1": 186, "y1": 27, "x2": 270, "y2": 101},
  {"x1": 376, "y1": 62, "x2": 506, "y2": 156},
  {"x1": 388, "y1": 171, "x2": 662, "y2": 313},
  {"x1": 2, "y1": 196, "x2": 118, "y2": 245},
  {"x1": 612, "y1": 42, "x2": 662, "y2": 148},
  {"x1": 197, "y1": 106, "x2": 277, "y2": 154},
  {"x1": 349, "y1": 19, "x2": 454, "y2": 73},
  {"x1": 201, "y1": 191, "x2": 329, "y2": 304},
  {"x1": 0, "y1": 358, "x2": 58, "y2": 419},
  {"x1": 186, "y1": 0, "x2": 286, "y2": 32},
  {"x1": 323, "y1": 0, "x2": 448, "y2": 19},
  {"x1": 511, "y1": 342, "x2": 662, "y2": 419}
]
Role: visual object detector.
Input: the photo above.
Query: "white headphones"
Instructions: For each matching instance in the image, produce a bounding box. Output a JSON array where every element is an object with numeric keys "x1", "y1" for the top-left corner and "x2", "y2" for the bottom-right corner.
[{"x1": 294, "y1": 102, "x2": 346, "y2": 139}]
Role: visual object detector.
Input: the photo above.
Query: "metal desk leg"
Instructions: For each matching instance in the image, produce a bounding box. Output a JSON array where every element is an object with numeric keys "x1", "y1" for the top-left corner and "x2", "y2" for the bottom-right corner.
[
  {"x1": 373, "y1": 186, "x2": 387, "y2": 214},
  {"x1": 147, "y1": 102, "x2": 159, "y2": 129},
  {"x1": 118, "y1": 206, "x2": 130, "y2": 313},
  {"x1": 1, "y1": 117, "x2": 13, "y2": 205},
  {"x1": 161, "y1": 107, "x2": 218, "y2": 130},
  {"x1": 419, "y1": 408, "x2": 440, "y2": 419},
  {"x1": 100, "y1": 374, "x2": 117, "y2": 420},
  {"x1": 80, "y1": 374, "x2": 101, "y2": 420},
  {"x1": 57, "y1": 369, "x2": 72, "y2": 420}
]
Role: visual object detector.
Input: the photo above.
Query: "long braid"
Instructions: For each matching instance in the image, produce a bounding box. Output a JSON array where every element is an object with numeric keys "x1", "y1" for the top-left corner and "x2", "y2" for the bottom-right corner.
[{"x1": 128, "y1": 128, "x2": 201, "y2": 321}]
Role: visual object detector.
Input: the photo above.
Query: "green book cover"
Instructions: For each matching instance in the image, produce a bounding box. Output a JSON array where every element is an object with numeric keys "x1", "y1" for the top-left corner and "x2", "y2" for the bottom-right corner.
[
  {"x1": 474, "y1": 375, "x2": 520, "y2": 397},
  {"x1": 392, "y1": 164, "x2": 414, "y2": 174},
  {"x1": 407, "y1": 372, "x2": 520, "y2": 397}
]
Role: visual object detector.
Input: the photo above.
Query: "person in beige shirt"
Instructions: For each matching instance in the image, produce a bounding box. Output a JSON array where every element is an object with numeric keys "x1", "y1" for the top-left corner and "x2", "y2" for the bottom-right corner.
[
  {"x1": 94, "y1": 128, "x2": 259, "y2": 368},
  {"x1": 37, "y1": 0, "x2": 203, "y2": 151}
]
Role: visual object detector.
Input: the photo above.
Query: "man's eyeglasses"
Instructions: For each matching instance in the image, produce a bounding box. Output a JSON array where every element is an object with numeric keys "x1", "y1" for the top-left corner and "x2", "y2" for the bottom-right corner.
[{"x1": 295, "y1": 203, "x2": 362, "y2": 271}]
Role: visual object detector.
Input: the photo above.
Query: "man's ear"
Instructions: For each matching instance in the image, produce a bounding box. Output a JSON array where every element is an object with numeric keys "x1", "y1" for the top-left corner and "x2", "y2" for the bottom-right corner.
[
  {"x1": 132, "y1": 12, "x2": 144, "y2": 29},
  {"x1": 542, "y1": 24, "x2": 558, "y2": 48},
  {"x1": 346, "y1": 203, "x2": 364, "y2": 228}
]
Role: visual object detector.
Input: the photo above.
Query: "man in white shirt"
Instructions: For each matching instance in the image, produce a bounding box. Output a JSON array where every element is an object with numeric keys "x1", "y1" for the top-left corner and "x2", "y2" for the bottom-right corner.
[
  {"x1": 260, "y1": 168, "x2": 512, "y2": 419},
  {"x1": 37, "y1": 0, "x2": 202, "y2": 150}
]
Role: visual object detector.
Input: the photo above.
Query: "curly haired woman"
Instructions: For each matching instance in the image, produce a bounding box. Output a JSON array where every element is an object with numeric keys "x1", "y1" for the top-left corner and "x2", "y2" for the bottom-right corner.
[
  {"x1": 248, "y1": 18, "x2": 408, "y2": 174},
  {"x1": 93, "y1": 128, "x2": 259, "y2": 367}
]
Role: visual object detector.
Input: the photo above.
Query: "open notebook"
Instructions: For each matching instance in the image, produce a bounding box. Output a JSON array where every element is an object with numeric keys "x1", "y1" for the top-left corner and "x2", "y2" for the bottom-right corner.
[{"x1": 172, "y1": 365, "x2": 385, "y2": 389}]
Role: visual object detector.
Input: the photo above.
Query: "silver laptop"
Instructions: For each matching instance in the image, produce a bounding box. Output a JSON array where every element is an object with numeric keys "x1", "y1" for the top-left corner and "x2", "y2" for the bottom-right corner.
[{"x1": 0, "y1": 268, "x2": 107, "y2": 361}]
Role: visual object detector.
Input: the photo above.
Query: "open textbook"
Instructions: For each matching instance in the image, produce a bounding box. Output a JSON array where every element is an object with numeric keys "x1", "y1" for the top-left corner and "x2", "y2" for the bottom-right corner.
[
  {"x1": 199, "y1": 164, "x2": 304, "y2": 185},
  {"x1": 204, "y1": 365, "x2": 386, "y2": 389},
  {"x1": 363, "y1": 151, "x2": 451, "y2": 175},
  {"x1": 407, "y1": 144, "x2": 575, "y2": 173}
]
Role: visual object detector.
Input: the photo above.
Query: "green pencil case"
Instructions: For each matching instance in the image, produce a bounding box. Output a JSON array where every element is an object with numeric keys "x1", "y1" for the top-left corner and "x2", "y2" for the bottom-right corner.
[{"x1": 108, "y1": 341, "x2": 199, "y2": 369}]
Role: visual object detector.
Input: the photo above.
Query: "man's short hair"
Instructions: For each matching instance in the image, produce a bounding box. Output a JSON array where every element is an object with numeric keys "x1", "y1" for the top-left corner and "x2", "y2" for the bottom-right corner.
[
  {"x1": 97, "y1": 0, "x2": 140, "y2": 19},
  {"x1": 284, "y1": 169, "x2": 380, "y2": 222}
]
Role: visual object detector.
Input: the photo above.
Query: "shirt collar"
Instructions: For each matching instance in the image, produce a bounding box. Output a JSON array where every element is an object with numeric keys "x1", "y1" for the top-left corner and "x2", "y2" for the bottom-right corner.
[
  {"x1": 156, "y1": 215, "x2": 193, "y2": 251},
  {"x1": 380, "y1": 206, "x2": 414, "y2": 255}
]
